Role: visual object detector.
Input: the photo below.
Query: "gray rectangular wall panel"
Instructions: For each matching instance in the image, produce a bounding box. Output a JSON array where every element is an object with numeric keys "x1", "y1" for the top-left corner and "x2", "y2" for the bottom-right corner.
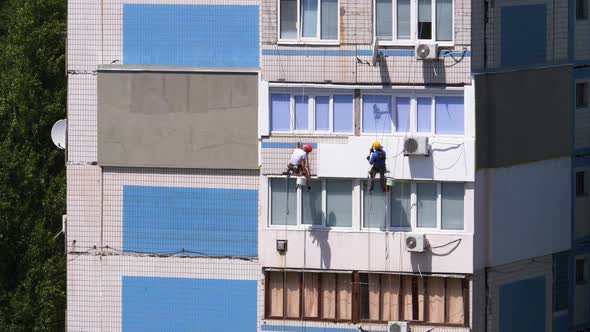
[
  {"x1": 97, "y1": 71, "x2": 258, "y2": 169},
  {"x1": 475, "y1": 66, "x2": 573, "y2": 169}
]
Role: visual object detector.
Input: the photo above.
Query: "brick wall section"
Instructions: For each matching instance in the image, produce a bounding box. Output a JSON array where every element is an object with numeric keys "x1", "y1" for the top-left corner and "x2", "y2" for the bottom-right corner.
[{"x1": 261, "y1": 0, "x2": 472, "y2": 85}]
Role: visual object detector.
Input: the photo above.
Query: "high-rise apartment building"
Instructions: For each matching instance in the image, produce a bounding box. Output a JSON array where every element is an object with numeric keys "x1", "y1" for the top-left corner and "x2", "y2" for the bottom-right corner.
[{"x1": 65, "y1": 0, "x2": 589, "y2": 331}]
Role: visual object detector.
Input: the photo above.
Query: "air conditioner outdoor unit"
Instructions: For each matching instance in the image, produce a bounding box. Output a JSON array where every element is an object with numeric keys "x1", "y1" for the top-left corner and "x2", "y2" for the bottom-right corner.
[
  {"x1": 388, "y1": 321, "x2": 409, "y2": 332},
  {"x1": 415, "y1": 43, "x2": 438, "y2": 60},
  {"x1": 403, "y1": 137, "x2": 429, "y2": 156},
  {"x1": 405, "y1": 233, "x2": 425, "y2": 253}
]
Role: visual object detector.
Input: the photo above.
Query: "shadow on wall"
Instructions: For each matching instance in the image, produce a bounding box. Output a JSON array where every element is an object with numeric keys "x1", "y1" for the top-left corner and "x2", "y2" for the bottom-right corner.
[
  {"x1": 410, "y1": 237, "x2": 462, "y2": 273},
  {"x1": 379, "y1": 58, "x2": 392, "y2": 84},
  {"x1": 408, "y1": 156, "x2": 434, "y2": 179},
  {"x1": 310, "y1": 227, "x2": 332, "y2": 270},
  {"x1": 422, "y1": 58, "x2": 447, "y2": 85}
]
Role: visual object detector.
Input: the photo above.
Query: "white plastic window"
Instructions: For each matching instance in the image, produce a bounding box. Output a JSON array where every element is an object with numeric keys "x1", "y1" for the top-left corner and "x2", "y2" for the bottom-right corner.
[
  {"x1": 270, "y1": 92, "x2": 354, "y2": 134},
  {"x1": 375, "y1": 0, "x2": 453, "y2": 44},
  {"x1": 279, "y1": 0, "x2": 339, "y2": 42},
  {"x1": 269, "y1": 178, "x2": 353, "y2": 227}
]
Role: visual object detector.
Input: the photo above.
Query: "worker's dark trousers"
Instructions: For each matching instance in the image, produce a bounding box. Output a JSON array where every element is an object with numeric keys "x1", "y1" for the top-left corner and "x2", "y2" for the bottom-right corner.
[{"x1": 368, "y1": 167, "x2": 386, "y2": 192}]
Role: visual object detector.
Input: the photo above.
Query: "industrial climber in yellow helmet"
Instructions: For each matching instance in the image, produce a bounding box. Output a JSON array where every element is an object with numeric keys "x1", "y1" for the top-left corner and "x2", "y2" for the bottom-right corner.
[{"x1": 367, "y1": 141, "x2": 387, "y2": 193}]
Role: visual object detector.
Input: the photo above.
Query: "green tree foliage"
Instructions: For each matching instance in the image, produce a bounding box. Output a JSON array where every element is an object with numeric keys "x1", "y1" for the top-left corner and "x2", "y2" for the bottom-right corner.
[{"x1": 0, "y1": 0, "x2": 66, "y2": 330}]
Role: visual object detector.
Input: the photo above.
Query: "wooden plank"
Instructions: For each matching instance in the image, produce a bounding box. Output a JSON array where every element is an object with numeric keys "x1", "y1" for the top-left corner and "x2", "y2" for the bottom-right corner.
[
  {"x1": 303, "y1": 273, "x2": 319, "y2": 318},
  {"x1": 321, "y1": 273, "x2": 336, "y2": 319},
  {"x1": 285, "y1": 272, "x2": 300, "y2": 318},
  {"x1": 269, "y1": 271, "x2": 284, "y2": 318},
  {"x1": 338, "y1": 273, "x2": 352, "y2": 320},
  {"x1": 427, "y1": 277, "x2": 445, "y2": 323},
  {"x1": 369, "y1": 274, "x2": 381, "y2": 321},
  {"x1": 401, "y1": 275, "x2": 413, "y2": 320},
  {"x1": 446, "y1": 278, "x2": 465, "y2": 325},
  {"x1": 381, "y1": 274, "x2": 400, "y2": 321}
]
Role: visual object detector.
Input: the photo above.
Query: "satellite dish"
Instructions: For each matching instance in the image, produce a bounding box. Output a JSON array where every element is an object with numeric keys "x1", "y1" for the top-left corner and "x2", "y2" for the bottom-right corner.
[
  {"x1": 51, "y1": 119, "x2": 67, "y2": 149},
  {"x1": 371, "y1": 37, "x2": 383, "y2": 67}
]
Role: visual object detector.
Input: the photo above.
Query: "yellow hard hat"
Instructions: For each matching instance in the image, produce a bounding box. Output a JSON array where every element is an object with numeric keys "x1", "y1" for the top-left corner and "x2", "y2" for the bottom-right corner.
[{"x1": 372, "y1": 141, "x2": 382, "y2": 149}]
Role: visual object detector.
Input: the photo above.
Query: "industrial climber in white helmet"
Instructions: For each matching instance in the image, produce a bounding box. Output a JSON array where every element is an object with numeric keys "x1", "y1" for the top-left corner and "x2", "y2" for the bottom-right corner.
[{"x1": 282, "y1": 144, "x2": 313, "y2": 191}]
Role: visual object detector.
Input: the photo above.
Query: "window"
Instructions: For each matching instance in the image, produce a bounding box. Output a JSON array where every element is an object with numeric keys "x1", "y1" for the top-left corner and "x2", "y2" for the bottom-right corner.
[
  {"x1": 270, "y1": 178, "x2": 353, "y2": 227},
  {"x1": 279, "y1": 0, "x2": 339, "y2": 42},
  {"x1": 577, "y1": 171, "x2": 586, "y2": 197},
  {"x1": 361, "y1": 94, "x2": 464, "y2": 135},
  {"x1": 417, "y1": 183, "x2": 437, "y2": 228},
  {"x1": 553, "y1": 253, "x2": 569, "y2": 312},
  {"x1": 577, "y1": 82, "x2": 588, "y2": 108},
  {"x1": 364, "y1": 182, "x2": 412, "y2": 229},
  {"x1": 270, "y1": 93, "x2": 354, "y2": 133},
  {"x1": 302, "y1": 180, "x2": 323, "y2": 225},
  {"x1": 391, "y1": 182, "x2": 411, "y2": 228},
  {"x1": 417, "y1": 97, "x2": 432, "y2": 132},
  {"x1": 363, "y1": 95, "x2": 393, "y2": 134},
  {"x1": 435, "y1": 96, "x2": 464, "y2": 135},
  {"x1": 364, "y1": 188, "x2": 387, "y2": 228},
  {"x1": 577, "y1": 0, "x2": 589, "y2": 20},
  {"x1": 396, "y1": 97, "x2": 411, "y2": 132},
  {"x1": 441, "y1": 183, "x2": 464, "y2": 230},
  {"x1": 265, "y1": 271, "x2": 353, "y2": 320},
  {"x1": 576, "y1": 258, "x2": 587, "y2": 285},
  {"x1": 363, "y1": 181, "x2": 465, "y2": 231},
  {"x1": 376, "y1": 0, "x2": 453, "y2": 44},
  {"x1": 326, "y1": 179, "x2": 353, "y2": 227},
  {"x1": 265, "y1": 270, "x2": 469, "y2": 326}
]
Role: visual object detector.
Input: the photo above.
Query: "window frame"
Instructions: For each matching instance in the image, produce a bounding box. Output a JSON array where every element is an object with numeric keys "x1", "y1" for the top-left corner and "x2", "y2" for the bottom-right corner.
[
  {"x1": 361, "y1": 180, "x2": 465, "y2": 233},
  {"x1": 373, "y1": 0, "x2": 455, "y2": 46},
  {"x1": 576, "y1": 82, "x2": 589, "y2": 109},
  {"x1": 268, "y1": 177, "x2": 355, "y2": 229},
  {"x1": 277, "y1": 0, "x2": 341, "y2": 45},
  {"x1": 270, "y1": 91, "x2": 355, "y2": 135},
  {"x1": 576, "y1": 171, "x2": 587, "y2": 197},
  {"x1": 360, "y1": 92, "x2": 465, "y2": 137},
  {"x1": 576, "y1": 258, "x2": 587, "y2": 285}
]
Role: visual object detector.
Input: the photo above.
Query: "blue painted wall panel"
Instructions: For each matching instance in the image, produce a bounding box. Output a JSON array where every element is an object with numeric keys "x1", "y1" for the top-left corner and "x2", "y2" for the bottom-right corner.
[
  {"x1": 501, "y1": 5, "x2": 546, "y2": 67},
  {"x1": 499, "y1": 276, "x2": 546, "y2": 332},
  {"x1": 123, "y1": 185, "x2": 258, "y2": 257},
  {"x1": 123, "y1": 276, "x2": 257, "y2": 332},
  {"x1": 123, "y1": 4, "x2": 259, "y2": 68}
]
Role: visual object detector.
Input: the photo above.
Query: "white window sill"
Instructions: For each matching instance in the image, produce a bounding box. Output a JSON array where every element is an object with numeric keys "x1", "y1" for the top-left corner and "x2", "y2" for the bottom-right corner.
[
  {"x1": 269, "y1": 132, "x2": 354, "y2": 137},
  {"x1": 277, "y1": 40, "x2": 341, "y2": 46},
  {"x1": 266, "y1": 226, "x2": 469, "y2": 235},
  {"x1": 377, "y1": 40, "x2": 455, "y2": 48},
  {"x1": 359, "y1": 132, "x2": 466, "y2": 137}
]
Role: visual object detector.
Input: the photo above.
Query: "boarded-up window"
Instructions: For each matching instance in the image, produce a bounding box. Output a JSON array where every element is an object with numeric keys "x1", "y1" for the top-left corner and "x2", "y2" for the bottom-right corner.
[
  {"x1": 266, "y1": 271, "x2": 353, "y2": 321},
  {"x1": 358, "y1": 274, "x2": 468, "y2": 325},
  {"x1": 266, "y1": 270, "x2": 467, "y2": 326}
]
